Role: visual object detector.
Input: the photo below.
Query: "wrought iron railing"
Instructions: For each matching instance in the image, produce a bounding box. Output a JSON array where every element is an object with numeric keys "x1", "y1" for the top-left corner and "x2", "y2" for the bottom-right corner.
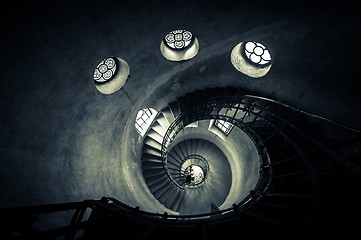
[
  {"x1": 3, "y1": 94, "x2": 360, "y2": 239},
  {"x1": 159, "y1": 93, "x2": 361, "y2": 214}
]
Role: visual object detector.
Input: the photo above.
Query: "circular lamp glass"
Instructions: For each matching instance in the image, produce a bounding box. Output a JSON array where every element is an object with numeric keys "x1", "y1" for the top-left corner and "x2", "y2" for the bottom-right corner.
[
  {"x1": 160, "y1": 29, "x2": 199, "y2": 62},
  {"x1": 230, "y1": 41, "x2": 272, "y2": 78},
  {"x1": 93, "y1": 57, "x2": 130, "y2": 94}
]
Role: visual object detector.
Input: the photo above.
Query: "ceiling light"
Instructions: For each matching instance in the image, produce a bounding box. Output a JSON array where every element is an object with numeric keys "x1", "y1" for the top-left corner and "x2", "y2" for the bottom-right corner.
[
  {"x1": 93, "y1": 57, "x2": 130, "y2": 94},
  {"x1": 230, "y1": 41, "x2": 272, "y2": 78},
  {"x1": 160, "y1": 29, "x2": 199, "y2": 62}
]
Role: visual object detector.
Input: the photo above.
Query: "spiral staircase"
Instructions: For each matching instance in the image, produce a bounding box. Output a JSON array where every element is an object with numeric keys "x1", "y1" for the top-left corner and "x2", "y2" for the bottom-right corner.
[{"x1": 2, "y1": 86, "x2": 361, "y2": 239}]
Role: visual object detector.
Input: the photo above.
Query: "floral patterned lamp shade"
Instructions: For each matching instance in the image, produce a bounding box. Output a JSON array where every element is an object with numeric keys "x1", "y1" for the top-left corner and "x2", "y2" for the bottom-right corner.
[
  {"x1": 93, "y1": 57, "x2": 130, "y2": 94},
  {"x1": 160, "y1": 29, "x2": 199, "y2": 62},
  {"x1": 230, "y1": 41, "x2": 272, "y2": 78}
]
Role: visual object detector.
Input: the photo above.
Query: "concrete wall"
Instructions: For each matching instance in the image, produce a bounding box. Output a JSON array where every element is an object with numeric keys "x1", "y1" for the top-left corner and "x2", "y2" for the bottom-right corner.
[{"x1": 1, "y1": 1, "x2": 360, "y2": 211}]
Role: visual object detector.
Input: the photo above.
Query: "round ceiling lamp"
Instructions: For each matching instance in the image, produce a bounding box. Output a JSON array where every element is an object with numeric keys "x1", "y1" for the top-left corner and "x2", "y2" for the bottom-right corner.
[
  {"x1": 230, "y1": 41, "x2": 272, "y2": 78},
  {"x1": 93, "y1": 56, "x2": 130, "y2": 94},
  {"x1": 160, "y1": 29, "x2": 199, "y2": 62}
]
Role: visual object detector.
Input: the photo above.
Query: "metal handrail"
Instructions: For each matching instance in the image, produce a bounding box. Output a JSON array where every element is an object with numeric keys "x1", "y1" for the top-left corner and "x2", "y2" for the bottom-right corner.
[
  {"x1": 5, "y1": 95, "x2": 359, "y2": 239},
  {"x1": 158, "y1": 95, "x2": 273, "y2": 214}
]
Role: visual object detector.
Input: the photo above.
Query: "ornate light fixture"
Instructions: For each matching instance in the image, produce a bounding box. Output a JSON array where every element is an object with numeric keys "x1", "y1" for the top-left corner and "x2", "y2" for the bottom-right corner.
[
  {"x1": 230, "y1": 41, "x2": 272, "y2": 78},
  {"x1": 160, "y1": 29, "x2": 199, "y2": 62},
  {"x1": 93, "y1": 57, "x2": 130, "y2": 94}
]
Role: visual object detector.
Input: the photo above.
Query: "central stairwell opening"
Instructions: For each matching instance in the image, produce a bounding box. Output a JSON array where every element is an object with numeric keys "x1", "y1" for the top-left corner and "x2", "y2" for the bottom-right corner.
[{"x1": 2, "y1": 86, "x2": 360, "y2": 239}]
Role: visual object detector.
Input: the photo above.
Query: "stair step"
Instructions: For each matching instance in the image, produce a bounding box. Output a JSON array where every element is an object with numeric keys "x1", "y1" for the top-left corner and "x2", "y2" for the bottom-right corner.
[
  {"x1": 151, "y1": 180, "x2": 173, "y2": 198},
  {"x1": 143, "y1": 136, "x2": 162, "y2": 150},
  {"x1": 168, "y1": 101, "x2": 181, "y2": 119},
  {"x1": 156, "y1": 115, "x2": 171, "y2": 131},
  {"x1": 142, "y1": 161, "x2": 164, "y2": 170},
  {"x1": 147, "y1": 128, "x2": 164, "y2": 144},
  {"x1": 161, "y1": 106, "x2": 176, "y2": 125},
  {"x1": 146, "y1": 173, "x2": 169, "y2": 187},
  {"x1": 143, "y1": 168, "x2": 166, "y2": 179},
  {"x1": 151, "y1": 121, "x2": 167, "y2": 137},
  {"x1": 142, "y1": 144, "x2": 161, "y2": 156},
  {"x1": 157, "y1": 185, "x2": 180, "y2": 209},
  {"x1": 141, "y1": 152, "x2": 163, "y2": 162}
]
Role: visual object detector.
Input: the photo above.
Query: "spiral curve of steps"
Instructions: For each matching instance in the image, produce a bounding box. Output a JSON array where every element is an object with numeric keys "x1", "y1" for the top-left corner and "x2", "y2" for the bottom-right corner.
[
  {"x1": 2, "y1": 86, "x2": 359, "y2": 239},
  {"x1": 137, "y1": 86, "x2": 361, "y2": 234}
]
